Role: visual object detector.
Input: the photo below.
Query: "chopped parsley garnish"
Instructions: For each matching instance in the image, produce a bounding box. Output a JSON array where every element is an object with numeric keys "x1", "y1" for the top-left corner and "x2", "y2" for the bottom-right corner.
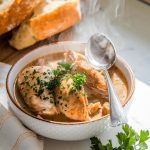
[
  {"x1": 31, "y1": 76, "x2": 35, "y2": 80},
  {"x1": 20, "y1": 82, "x2": 24, "y2": 85},
  {"x1": 21, "y1": 61, "x2": 75, "y2": 97},
  {"x1": 47, "y1": 78, "x2": 60, "y2": 91},
  {"x1": 72, "y1": 73, "x2": 86, "y2": 92},
  {"x1": 33, "y1": 69, "x2": 37, "y2": 75},
  {"x1": 62, "y1": 73, "x2": 87, "y2": 94},
  {"x1": 52, "y1": 69, "x2": 63, "y2": 76},
  {"x1": 47, "y1": 70, "x2": 51, "y2": 75},
  {"x1": 47, "y1": 61, "x2": 73, "y2": 92},
  {"x1": 36, "y1": 77, "x2": 41, "y2": 85},
  {"x1": 43, "y1": 96, "x2": 49, "y2": 100},
  {"x1": 44, "y1": 76, "x2": 48, "y2": 79},
  {"x1": 37, "y1": 85, "x2": 44, "y2": 96},
  {"x1": 24, "y1": 92, "x2": 27, "y2": 97},
  {"x1": 58, "y1": 61, "x2": 73, "y2": 71},
  {"x1": 24, "y1": 76, "x2": 28, "y2": 80},
  {"x1": 26, "y1": 81, "x2": 30, "y2": 86}
]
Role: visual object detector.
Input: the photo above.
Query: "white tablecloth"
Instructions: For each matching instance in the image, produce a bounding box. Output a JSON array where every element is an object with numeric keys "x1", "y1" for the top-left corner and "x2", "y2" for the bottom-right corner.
[
  {"x1": 0, "y1": 63, "x2": 43, "y2": 150},
  {"x1": 0, "y1": 62, "x2": 149, "y2": 150}
]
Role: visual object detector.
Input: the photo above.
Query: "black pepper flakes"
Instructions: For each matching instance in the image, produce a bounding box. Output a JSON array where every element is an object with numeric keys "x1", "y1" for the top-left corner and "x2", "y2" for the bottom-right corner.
[{"x1": 58, "y1": 96, "x2": 62, "y2": 99}]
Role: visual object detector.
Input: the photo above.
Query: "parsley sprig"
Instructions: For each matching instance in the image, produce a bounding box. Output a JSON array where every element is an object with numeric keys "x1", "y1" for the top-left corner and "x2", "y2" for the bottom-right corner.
[
  {"x1": 58, "y1": 61, "x2": 73, "y2": 71},
  {"x1": 90, "y1": 124, "x2": 150, "y2": 150},
  {"x1": 30, "y1": 61, "x2": 86, "y2": 96},
  {"x1": 72, "y1": 73, "x2": 86, "y2": 92},
  {"x1": 61, "y1": 73, "x2": 87, "y2": 94},
  {"x1": 47, "y1": 61, "x2": 73, "y2": 92}
]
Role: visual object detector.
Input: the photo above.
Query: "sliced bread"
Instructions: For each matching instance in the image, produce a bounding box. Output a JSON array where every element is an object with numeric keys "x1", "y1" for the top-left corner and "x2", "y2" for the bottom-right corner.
[
  {"x1": 9, "y1": 0, "x2": 81, "y2": 50},
  {"x1": 0, "y1": 0, "x2": 43, "y2": 35}
]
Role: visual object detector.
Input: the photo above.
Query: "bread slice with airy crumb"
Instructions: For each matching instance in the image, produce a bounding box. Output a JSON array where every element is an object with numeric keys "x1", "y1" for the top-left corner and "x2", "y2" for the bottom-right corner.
[
  {"x1": 0, "y1": 0, "x2": 43, "y2": 35},
  {"x1": 9, "y1": 0, "x2": 81, "y2": 50}
]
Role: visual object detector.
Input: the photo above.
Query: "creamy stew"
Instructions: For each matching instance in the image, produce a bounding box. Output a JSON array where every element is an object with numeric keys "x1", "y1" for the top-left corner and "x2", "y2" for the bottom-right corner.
[{"x1": 14, "y1": 51, "x2": 128, "y2": 122}]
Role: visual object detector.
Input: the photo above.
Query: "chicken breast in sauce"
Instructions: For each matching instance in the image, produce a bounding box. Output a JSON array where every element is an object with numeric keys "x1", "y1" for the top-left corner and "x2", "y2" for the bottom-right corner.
[
  {"x1": 17, "y1": 66, "x2": 59, "y2": 118},
  {"x1": 64, "y1": 51, "x2": 108, "y2": 99},
  {"x1": 55, "y1": 76, "x2": 89, "y2": 121},
  {"x1": 55, "y1": 73, "x2": 102, "y2": 121}
]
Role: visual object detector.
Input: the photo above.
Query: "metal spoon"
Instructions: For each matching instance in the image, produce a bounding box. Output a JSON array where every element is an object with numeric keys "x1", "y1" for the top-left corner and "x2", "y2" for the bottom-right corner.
[{"x1": 85, "y1": 33, "x2": 127, "y2": 126}]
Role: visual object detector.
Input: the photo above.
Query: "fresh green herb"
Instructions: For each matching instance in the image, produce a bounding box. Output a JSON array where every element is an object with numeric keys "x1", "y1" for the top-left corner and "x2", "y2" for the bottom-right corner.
[
  {"x1": 32, "y1": 35, "x2": 37, "y2": 40},
  {"x1": 90, "y1": 124, "x2": 150, "y2": 150},
  {"x1": 31, "y1": 76, "x2": 35, "y2": 80},
  {"x1": 60, "y1": 73, "x2": 87, "y2": 94},
  {"x1": 47, "y1": 78, "x2": 60, "y2": 91},
  {"x1": 52, "y1": 69, "x2": 63, "y2": 76},
  {"x1": 30, "y1": 61, "x2": 73, "y2": 96},
  {"x1": 72, "y1": 73, "x2": 86, "y2": 91},
  {"x1": 24, "y1": 92, "x2": 27, "y2": 97},
  {"x1": 82, "y1": 92, "x2": 87, "y2": 96},
  {"x1": 43, "y1": 96, "x2": 49, "y2": 100},
  {"x1": 44, "y1": 76, "x2": 48, "y2": 79},
  {"x1": 58, "y1": 61, "x2": 73, "y2": 71},
  {"x1": 33, "y1": 69, "x2": 37, "y2": 75},
  {"x1": 47, "y1": 70, "x2": 51, "y2": 75},
  {"x1": 61, "y1": 73, "x2": 72, "y2": 80},
  {"x1": 20, "y1": 82, "x2": 24, "y2": 85},
  {"x1": 36, "y1": 77, "x2": 41, "y2": 84},
  {"x1": 24, "y1": 76, "x2": 28, "y2": 80},
  {"x1": 37, "y1": 85, "x2": 44, "y2": 96},
  {"x1": 26, "y1": 81, "x2": 30, "y2": 86},
  {"x1": 47, "y1": 62, "x2": 73, "y2": 91}
]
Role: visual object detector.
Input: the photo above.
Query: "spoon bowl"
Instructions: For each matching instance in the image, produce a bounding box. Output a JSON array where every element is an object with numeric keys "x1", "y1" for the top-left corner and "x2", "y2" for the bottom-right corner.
[
  {"x1": 86, "y1": 33, "x2": 127, "y2": 126},
  {"x1": 86, "y1": 33, "x2": 116, "y2": 70}
]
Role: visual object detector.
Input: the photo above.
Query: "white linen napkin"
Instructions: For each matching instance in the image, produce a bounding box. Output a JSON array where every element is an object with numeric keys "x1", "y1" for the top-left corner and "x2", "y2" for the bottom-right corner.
[{"x1": 0, "y1": 63, "x2": 43, "y2": 150}]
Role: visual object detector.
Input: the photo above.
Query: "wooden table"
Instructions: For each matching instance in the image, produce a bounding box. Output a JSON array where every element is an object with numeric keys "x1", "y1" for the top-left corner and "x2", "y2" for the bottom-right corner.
[{"x1": 0, "y1": 33, "x2": 57, "y2": 65}]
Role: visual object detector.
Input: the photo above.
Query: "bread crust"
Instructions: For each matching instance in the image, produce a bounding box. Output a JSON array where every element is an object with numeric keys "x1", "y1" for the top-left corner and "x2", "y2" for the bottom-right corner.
[
  {"x1": 30, "y1": 0, "x2": 81, "y2": 40},
  {"x1": 0, "y1": 0, "x2": 43, "y2": 35},
  {"x1": 9, "y1": 0, "x2": 81, "y2": 50}
]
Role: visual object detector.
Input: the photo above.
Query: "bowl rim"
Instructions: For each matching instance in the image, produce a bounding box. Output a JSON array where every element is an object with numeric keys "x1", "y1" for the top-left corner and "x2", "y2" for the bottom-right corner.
[{"x1": 6, "y1": 41, "x2": 135, "y2": 125}]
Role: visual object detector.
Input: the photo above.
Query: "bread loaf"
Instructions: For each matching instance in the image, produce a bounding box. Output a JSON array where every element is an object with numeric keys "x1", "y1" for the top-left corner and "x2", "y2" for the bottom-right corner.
[
  {"x1": 0, "y1": 0, "x2": 43, "y2": 35},
  {"x1": 9, "y1": 0, "x2": 81, "y2": 50}
]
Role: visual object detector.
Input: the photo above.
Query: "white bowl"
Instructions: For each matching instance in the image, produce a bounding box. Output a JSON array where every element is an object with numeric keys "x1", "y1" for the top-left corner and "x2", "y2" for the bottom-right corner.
[{"x1": 6, "y1": 41, "x2": 135, "y2": 141}]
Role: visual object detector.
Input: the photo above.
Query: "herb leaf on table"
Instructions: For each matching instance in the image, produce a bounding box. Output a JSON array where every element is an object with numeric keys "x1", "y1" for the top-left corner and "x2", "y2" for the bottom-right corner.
[{"x1": 90, "y1": 124, "x2": 150, "y2": 150}]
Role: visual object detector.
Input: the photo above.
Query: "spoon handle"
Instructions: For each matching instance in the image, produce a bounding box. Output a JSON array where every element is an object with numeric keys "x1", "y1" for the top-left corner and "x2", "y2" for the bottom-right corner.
[{"x1": 104, "y1": 69, "x2": 127, "y2": 127}]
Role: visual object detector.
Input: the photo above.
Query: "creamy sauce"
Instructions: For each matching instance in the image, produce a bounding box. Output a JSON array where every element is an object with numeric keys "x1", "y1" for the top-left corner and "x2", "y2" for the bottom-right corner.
[
  {"x1": 109, "y1": 66, "x2": 128, "y2": 104},
  {"x1": 14, "y1": 51, "x2": 128, "y2": 122}
]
